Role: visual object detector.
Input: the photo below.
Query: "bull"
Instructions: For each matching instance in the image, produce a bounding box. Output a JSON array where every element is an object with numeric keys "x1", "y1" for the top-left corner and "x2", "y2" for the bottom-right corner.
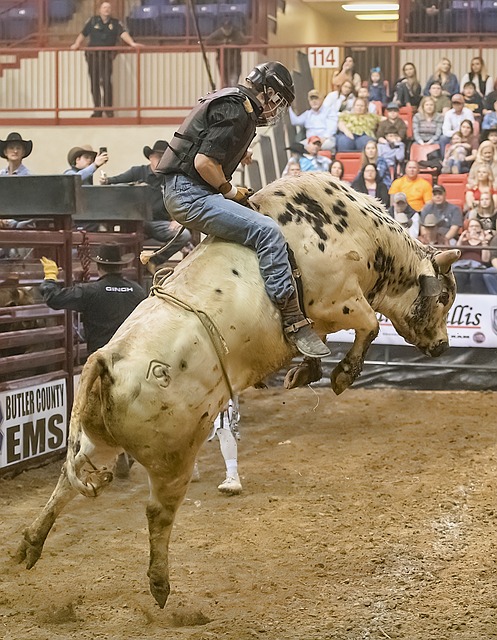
[{"x1": 16, "y1": 173, "x2": 460, "y2": 608}]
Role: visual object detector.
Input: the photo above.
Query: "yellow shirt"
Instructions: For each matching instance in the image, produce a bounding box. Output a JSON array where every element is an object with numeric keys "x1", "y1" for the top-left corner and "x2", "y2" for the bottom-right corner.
[{"x1": 389, "y1": 175, "x2": 433, "y2": 212}]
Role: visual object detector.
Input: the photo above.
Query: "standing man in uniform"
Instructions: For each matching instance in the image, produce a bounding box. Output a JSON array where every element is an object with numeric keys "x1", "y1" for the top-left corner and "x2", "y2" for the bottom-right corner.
[
  {"x1": 71, "y1": 1, "x2": 141, "y2": 118},
  {"x1": 156, "y1": 61, "x2": 330, "y2": 358},
  {"x1": 39, "y1": 243, "x2": 146, "y2": 355}
]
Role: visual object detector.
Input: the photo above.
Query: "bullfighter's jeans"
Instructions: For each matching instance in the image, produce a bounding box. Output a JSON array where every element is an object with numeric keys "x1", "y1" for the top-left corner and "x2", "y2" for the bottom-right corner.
[
  {"x1": 144, "y1": 220, "x2": 192, "y2": 265},
  {"x1": 163, "y1": 174, "x2": 294, "y2": 304}
]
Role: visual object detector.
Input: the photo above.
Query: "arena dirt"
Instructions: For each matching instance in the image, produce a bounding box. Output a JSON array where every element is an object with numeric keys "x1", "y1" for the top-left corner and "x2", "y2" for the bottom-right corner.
[{"x1": 1, "y1": 387, "x2": 497, "y2": 640}]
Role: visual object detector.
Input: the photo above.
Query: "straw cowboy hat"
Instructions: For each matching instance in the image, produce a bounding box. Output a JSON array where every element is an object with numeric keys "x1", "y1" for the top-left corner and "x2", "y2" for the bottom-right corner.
[
  {"x1": 0, "y1": 132, "x2": 33, "y2": 159},
  {"x1": 67, "y1": 145, "x2": 97, "y2": 167},
  {"x1": 143, "y1": 140, "x2": 168, "y2": 159},
  {"x1": 91, "y1": 243, "x2": 135, "y2": 265}
]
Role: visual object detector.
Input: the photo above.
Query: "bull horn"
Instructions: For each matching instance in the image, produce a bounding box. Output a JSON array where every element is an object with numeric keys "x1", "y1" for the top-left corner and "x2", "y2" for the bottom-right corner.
[
  {"x1": 419, "y1": 274, "x2": 442, "y2": 297},
  {"x1": 434, "y1": 249, "x2": 461, "y2": 274}
]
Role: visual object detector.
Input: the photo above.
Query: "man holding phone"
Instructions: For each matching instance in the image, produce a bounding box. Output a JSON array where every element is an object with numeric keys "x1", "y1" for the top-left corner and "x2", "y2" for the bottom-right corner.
[{"x1": 64, "y1": 144, "x2": 109, "y2": 185}]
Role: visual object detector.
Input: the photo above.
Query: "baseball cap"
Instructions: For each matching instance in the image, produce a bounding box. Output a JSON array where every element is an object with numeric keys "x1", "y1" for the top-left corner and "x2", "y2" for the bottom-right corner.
[
  {"x1": 451, "y1": 93, "x2": 464, "y2": 103},
  {"x1": 432, "y1": 184, "x2": 446, "y2": 194},
  {"x1": 386, "y1": 101, "x2": 399, "y2": 111},
  {"x1": 393, "y1": 192, "x2": 407, "y2": 203},
  {"x1": 308, "y1": 89, "x2": 321, "y2": 99},
  {"x1": 308, "y1": 135, "x2": 322, "y2": 145},
  {"x1": 423, "y1": 213, "x2": 439, "y2": 227}
]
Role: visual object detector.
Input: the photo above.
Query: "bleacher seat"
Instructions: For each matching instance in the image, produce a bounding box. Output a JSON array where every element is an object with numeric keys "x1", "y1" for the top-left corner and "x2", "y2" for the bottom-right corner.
[
  {"x1": 48, "y1": 0, "x2": 75, "y2": 22},
  {"x1": 218, "y1": 2, "x2": 250, "y2": 30},
  {"x1": 481, "y1": 0, "x2": 497, "y2": 31},
  {"x1": 157, "y1": 4, "x2": 186, "y2": 37},
  {"x1": 399, "y1": 106, "x2": 413, "y2": 138},
  {"x1": 437, "y1": 173, "x2": 468, "y2": 203},
  {"x1": 194, "y1": 4, "x2": 218, "y2": 35},
  {"x1": 334, "y1": 152, "x2": 362, "y2": 183},
  {"x1": 3, "y1": 6, "x2": 38, "y2": 40},
  {"x1": 127, "y1": 5, "x2": 159, "y2": 37},
  {"x1": 444, "y1": 0, "x2": 481, "y2": 32}
]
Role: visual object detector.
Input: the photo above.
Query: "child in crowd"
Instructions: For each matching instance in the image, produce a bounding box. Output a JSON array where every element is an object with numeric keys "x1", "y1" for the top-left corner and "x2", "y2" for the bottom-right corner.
[
  {"x1": 377, "y1": 129, "x2": 405, "y2": 179},
  {"x1": 368, "y1": 67, "x2": 388, "y2": 107},
  {"x1": 441, "y1": 131, "x2": 472, "y2": 174}
]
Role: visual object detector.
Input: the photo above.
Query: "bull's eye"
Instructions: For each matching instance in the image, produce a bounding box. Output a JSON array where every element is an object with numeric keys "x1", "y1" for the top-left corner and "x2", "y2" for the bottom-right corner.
[{"x1": 438, "y1": 291, "x2": 449, "y2": 306}]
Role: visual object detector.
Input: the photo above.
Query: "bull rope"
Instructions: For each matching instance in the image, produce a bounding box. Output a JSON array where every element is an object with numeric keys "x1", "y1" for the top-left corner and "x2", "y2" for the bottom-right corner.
[{"x1": 149, "y1": 269, "x2": 235, "y2": 401}]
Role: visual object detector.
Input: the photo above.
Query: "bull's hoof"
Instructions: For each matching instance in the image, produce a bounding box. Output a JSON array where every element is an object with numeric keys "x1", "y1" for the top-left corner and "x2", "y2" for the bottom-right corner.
[
  {"x1": 330, "y1": 362, "x2": 354, "y2": 395},
  {"x1": 81, "y1": 469, "x2": 114, "y2": 496},
  {"x1": 149, "y1": 577, "x2": 170, "y2": 609},
  {"x1": 15, "y1": 533, "x2": 42, "y2": 569},
  {"x1": 284, "y1": 358, "x2": 323, "y2": 389}
]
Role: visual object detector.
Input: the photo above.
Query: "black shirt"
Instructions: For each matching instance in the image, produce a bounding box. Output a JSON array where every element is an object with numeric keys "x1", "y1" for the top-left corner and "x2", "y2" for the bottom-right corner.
[
  {"x1": 107, "y1": 165, "x2": 167, "y2": 220},
  {"x1": 82, "y1": 16, "x2": 126, "y2": 47},
  {"x1": 40, "y1": 273, "x2": 146, "y2": 354}
]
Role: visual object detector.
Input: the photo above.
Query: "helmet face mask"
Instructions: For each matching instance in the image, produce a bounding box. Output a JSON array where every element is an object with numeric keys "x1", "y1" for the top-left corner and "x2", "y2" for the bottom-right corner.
[{"x1": 247, "y1": 61, "x2": 295, "y2": 126}]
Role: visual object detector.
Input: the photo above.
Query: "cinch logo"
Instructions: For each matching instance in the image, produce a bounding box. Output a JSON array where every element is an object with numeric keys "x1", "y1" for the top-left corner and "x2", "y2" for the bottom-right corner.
[{"x1": 105, "y1": 286, "x2": 133, "y2": 292}]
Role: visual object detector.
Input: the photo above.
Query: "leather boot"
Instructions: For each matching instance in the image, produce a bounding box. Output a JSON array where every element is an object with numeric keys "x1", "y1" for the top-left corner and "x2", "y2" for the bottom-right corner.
[{"x1": 277, "y1": 292, "x2": 331, "y2": 358}]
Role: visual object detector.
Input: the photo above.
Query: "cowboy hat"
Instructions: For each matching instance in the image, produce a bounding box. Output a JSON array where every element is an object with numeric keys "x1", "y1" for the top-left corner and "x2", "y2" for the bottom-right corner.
[
  {"x1": 0, "y1": 132, "x2": 33, "y2": 159},
  {"x1": 143, "y1": 140, "x2": 168, "y2": 159},
  {"x1": 91, "y1": 243, "x2": 135, "y2": 265},
  {"x1": 67, "y1": 145, "x2": 97, "y2": 167}
]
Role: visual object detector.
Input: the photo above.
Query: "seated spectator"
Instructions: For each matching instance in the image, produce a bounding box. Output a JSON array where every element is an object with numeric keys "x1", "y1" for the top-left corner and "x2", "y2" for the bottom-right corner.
[
  {"x1": 420, "y1": 183, "x2": 463, "y2": 243},
  {"x1": 299, "y1": 137, "x2": 332, "y2": 172},
  {"x1": 376, "y1": 102, "x2": 407, "y2": 144},
  {"x1": 393, "y1": 62, "x2": 422, "y2": 108},
  {"x1": 412, "y1": 97, "x2": 444, "y2": 145},
  {"x1": 286, "y1": 159, "x2": 302, "y2": 177},
  {"x1": 323, "y1": 80, "x2": 355, "y2": 113},
  {"x1": 462, "y1": 81, "x2": 484, "y2": 117},
  {"x1": 485, "y1": 126, "x2": 497, "y2": 150},
  {"x1": 65, "y1": 145, "x2": 108, "y2": 185},
  {"x1": 465, "y1": 164, "x2": 497, "y2": 211},
  {"x1": 460, "y1": 57, "x2": 493, "y2": 99},
  {"x1": 377, "y1": 128, "x2": 405, "y2": 179},
  {"x1": 359, "y1": 139, "x2": 391, "y2": 187},
  {"x1": 330, "y1": 159, "x2": 347, "y2": 182},
  {"x1": 482, "y1": 234, "x2": 497, "y2": 294},
  {"x1": 388, "y1": 192, "x2": 419, "y2": 238},
  {"x1": 482, "y1": 98, "x2": 497, "y2": 138},
  {"x1": 282, "y1": 141, "x2": 305, "y2": 176},
  {"x1": 468, "y1": 140, "x2": 497, "y2": 180},
  {"x1": 441, "y1": 131, "x2": 472, "y2": 174},
  {"x1": 331, "y1": 55, "x2": 362, "y2": 93},
  {"x1": 357, "y1": 86, "x2": 382, "y2": 114},
  {"x1": 418, "y1": 212, "x2": 450, "y2": 246},
  {"x1": 439, "y1": 93, "x2": 475, "y2": 156},
  {"x1": 336, "y1": 98, "x2": 381, "y2": 152},
  {"x1": 428, "y1": 81, "x2": 451, "y2": 115},
  {"x1": 289, "y1": 89, "x2": 337, "y2": 152},
  {"x1": 484, "y1": 80, "x2": 497, "y2": 114},
  {"x1": 0, "y1": 132, "x2": 32, "y2": 176},
  {"x1": 467, "y1": 189, "x2": 497, "y2": 233},
  {"x1": 351, "y1": 163, "x2": 389, "y2": 207},
  {"x1": 423, "y1": 57, "x2": 460, "y2": 97},
  {"x1": 101, "y1": 140, "x2": 193, "y2": 271},
  {"x1": 454, "y1": 218, "x2": 492, "y2": 293},
  {"x1": 459, "y1": 119, "x2": 478, "y2": 164},
  {"x1": 389, "y1": 160, "x2": 433, "y2": 212},
  {"x1": 367, "y1": 67, "x2": 388, "y2": 107}
]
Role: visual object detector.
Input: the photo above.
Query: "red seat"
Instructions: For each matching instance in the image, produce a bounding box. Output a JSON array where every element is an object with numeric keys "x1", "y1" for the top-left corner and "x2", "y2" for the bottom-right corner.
[
  {"x1": 409, "y1": 142, "x2": 441, "y2": 163},
  {"x1": 399, "y1": 106, "x2": 413, "y2": 138},
  {"x1": 419, "y1": 172, "x2": 434, "y2": 185},
  {"x1": 437, "y1": 173, "x2": 468, "y2": 203},
  {"x1": 335, "y1": 152, "x2": 362, "y2": 182}
]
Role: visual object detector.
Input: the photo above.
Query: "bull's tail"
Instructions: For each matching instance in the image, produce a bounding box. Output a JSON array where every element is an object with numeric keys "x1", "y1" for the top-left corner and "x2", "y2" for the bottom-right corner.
[{"x1": 65, "y1": 353, "x2": 113, "y2": 498}]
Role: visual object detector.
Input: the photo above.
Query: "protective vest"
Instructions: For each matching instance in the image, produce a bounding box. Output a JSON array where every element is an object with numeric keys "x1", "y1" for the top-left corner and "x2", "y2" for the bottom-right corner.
[{"x1": 156, "y1": 87, "x2": 260, "y2": 187}]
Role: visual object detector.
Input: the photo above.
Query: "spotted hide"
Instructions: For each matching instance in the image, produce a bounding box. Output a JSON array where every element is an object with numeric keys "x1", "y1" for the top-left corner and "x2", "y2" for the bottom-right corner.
[{"x1": 16, "y1": 172, "x2": 459, "y2": 609}]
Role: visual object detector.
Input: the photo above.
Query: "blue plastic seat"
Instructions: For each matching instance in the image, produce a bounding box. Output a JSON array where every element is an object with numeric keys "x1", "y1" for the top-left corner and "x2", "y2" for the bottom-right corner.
[
  {"x1": 192, "y1": 4, "x2": 218, "y2": 35},
  {"x1": 217, "y1": 2, "x2": 250, "y2": 30},
  {"x1": 480, "y1": 0, "x2": 497, "y2": 31},
  {"x1": 48, "y1": 0, "x2": 75, "y2": 22},
  {"x1": 127, "y1": 5, "x2": 159, "y2": 37},
  {"x1": 157, "y1": 5, "x2": 186, "y2": 37},
  {"x1": 443, "y1": 0, "x2": 481, "y2": 32},
  {"x1": 3, "y1": 6, "x2": 38, "y2": 40}
]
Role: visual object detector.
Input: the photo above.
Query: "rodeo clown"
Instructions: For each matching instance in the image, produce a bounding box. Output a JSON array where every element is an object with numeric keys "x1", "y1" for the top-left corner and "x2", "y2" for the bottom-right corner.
[{"x1": 156, "y1": 61, "x2": 330, "y2": 359}]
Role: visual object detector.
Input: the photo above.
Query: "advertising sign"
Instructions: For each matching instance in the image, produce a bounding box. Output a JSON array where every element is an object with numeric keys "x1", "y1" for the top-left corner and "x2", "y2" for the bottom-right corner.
[{"x1": 327, "y1": 294, "x2": 497, "y2": 349}]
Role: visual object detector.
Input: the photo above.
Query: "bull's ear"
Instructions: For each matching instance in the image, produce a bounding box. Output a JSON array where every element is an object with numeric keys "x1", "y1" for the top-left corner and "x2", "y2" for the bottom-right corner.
[
  {"x1": 434, "y1": 249, "x2": 461, "y2": 274},
  {"x1": 419, "y1": 274, "x2": 442, "y2": 297}
]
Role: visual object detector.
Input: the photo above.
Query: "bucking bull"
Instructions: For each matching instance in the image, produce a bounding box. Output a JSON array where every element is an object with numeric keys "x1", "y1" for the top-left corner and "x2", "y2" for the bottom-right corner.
[{"x1": 16, "y1": 173, "x2": 460, "y2": 608}]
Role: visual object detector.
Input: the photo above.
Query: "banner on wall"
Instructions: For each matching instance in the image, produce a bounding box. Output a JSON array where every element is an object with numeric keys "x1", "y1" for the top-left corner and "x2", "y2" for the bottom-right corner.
[
  {"x1": 0, "y1": 379, "x2": 67, "y2": 469},
  {"x1": 327, "y1": 294, "x2": 497, "y2": 349}
]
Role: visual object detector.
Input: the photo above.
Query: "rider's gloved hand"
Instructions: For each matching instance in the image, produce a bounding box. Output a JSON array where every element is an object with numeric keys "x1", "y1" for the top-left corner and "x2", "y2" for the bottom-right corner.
[{"x1": 219, "y1": 182, "x2": 251, "y2": 205}]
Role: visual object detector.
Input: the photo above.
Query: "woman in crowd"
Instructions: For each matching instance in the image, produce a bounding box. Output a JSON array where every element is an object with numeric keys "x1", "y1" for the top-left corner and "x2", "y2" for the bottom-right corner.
[
  {"x1": 454, "y1": 218, "x2": 492, "y2": 293},
  {"x1": 467, "y1": 140, "x2": 497, "y2": 184},
  {"x1": 330, "y1": 159, "x2": 346, "y2": 182},
  {"x1": 467, "y1": 189, "x2": 497, "y2": 232},
  {"x1": 393, "y1": 62, "x2": 422, "y2": 108},
  {"x1": 465, "y1": 164, "x2": 497, "y2": 211},
  {"x1": 412, "y1": 96, "x2": 444, "y2": 145},
  {"x1": 358, "y1": 139, "x2": 391, "y2": 187},
  {"x1": 441, "y1": 131, "x2": 472, "y2": 174},
  {"x1": 423, "y1": 57, "x2": 460, "y2": 97},
  {"x1": 458, "y1": 119, "x2": 478, "y2": 165},
  {"x1": 323, "y1": 80, "x2": 355, "y2": 113},
  {"x1": 460, "y1": 56, "x2": 493, "y2": 98},
  {"x1": 331, "y1": 56, "x2": 362, "y2": 93},
  {"x1": 351, "y1": 163, "x2": 390, "y2": 207},
  {"x1": 335, "y1": 98, "x2": 382, "y2": 152}
]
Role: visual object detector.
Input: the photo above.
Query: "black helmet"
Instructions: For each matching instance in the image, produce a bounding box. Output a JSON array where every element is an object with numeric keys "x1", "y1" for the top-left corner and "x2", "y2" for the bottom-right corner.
[{"x1": 246, "y1": 61, "x2": 295, "y2": 125}]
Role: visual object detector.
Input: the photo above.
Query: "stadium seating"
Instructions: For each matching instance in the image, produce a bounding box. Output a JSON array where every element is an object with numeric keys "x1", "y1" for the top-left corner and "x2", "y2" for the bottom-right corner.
[
  {"x1": 334, "y1": 152, "x2": 362, "y2": 183},
  {"x1": 192, "y1": 4, "x2": 218, "y2": 35},
  {"x1": 399, "y1": 106, "x2": 413, "y2": 138},
  {"x1": 157, "y1": 4, "x2": 187, "y2": 37},
  {"x1": 437, "y1": 173, "x2": 469, "y2": 203},
  {"x1": 48, "y1": 0, "x2": 75, "y2": 22},
  {"x1": 409, "y1": 142, "x2": 441, "y2": 178},
  {"x1": 127, "y1": 5, "x2": 159, "y2": 37},
  {"x1": 2, "y1": 6, "x2": 38, "y2": 40},
  {"x1": 218, "y1": 2, "x2": 250, "y2": 30},
  {"x1": 443, "y1": 0, "x2": 481, "y2": 33},
  {"x1": 481, "y1": 0, "x2": 497, "y2": 32}
]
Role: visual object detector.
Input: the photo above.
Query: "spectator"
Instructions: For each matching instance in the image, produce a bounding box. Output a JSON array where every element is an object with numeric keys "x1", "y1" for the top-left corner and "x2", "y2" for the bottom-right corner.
[
  {"x1": 64, "y1": 145, "x2": 108, "y2": 185},
  {"x1": 368, "y1": 67, "x2": 388, "y2": 107},
  {"x1": 482, "y1": 234, "x2": 497, "y2": 294},
  {"x1": 393, "y1": 62, "x2": 422, "y2": 108},
  {"x1": 389, "y1": 160, "x2": 432, "y2": 211},
  {"x1": 467, "y1": 190, "x2": 497, "y2": 233},
  {"x1": 299, "y1": 137, "x2": 332, "y2": 172},
  {"x1": 377, "y1": 128, "x2": 406, "y2": 179},
  {"x1": 418, "y1": 212, "x2": 450, "y2": 246},
  {"x1": 482, "y1": 98, "x2": 497, "y2": 136},
  {"x1": 351, "y1": 163, "x2": 390, "y2": 207},
  {"x1": 376, "y1": 102, "x2": 407, "y2": 144},
  {"x1": 357, "y1": 87, "x2": 382, "y2": 114},
  {"x1": 428, "y1": 81, "x2": 451, "y2": 115},
  {"x1": 101, "y1": 140, "x2": 193, "y2": 271},
  {"x1": 485, "y1": 126, "x2": 497, "y2": 149},
  {"x1": 359, "y1": 139, "x2": 391, "y2": 187},
  {"x1": 40, "y1": 242, "x2": 146, "y2": 355},
  {"x1": 330, "y1": 159, "x2": 346, "y2": 182},
  {"x1": 460, "y1": 56, "x2": 493, "y2": 98},
  {"x1": 423, "y1": 57, "x2": 460, "y2": 97},
  {"x1": 284, "y1": 158, "x2": 302, "y2": 177},
  {"x1": 467, "y1": 140, "x2": 497, "y2": 183},
  {"x1": 454, "y1": 218, "x2": 491, "y2": 294},
  {"x1": 440, "y1": 131, "x2": 472, "y2": 174},
  {"x1": 71, "y1": 1, "x2": 141, "y2": 118},
  {"x1": 205, "y1": 17, "x2": 248, "y2": 87},
  {"x1": 388, "y1": 192, "x2": 420, "y2": 238},
  {"x1": 465, "y1": 165, "x2": 497, "y2": 211},
  {"x1": 484, "y1": 79, "x2": 497, "y2": 114},
  {"x1": 420, "y1": 183, "x2": 463, "y2": 243},
  {"x1": 331, "y1": 55, "x2": 362, "y2": 93},
  {"x1": 439, "y1": 93, "x2": 475, "y2": 156},
  {"x1": 335, "y1": 98, "x2": 381, "y2": 152},
  {"x1": 282, "y1": 141, "x2": 305, "y2": 176},
  {"x1": 412, "y1": 96, "x2": 444, "y2": 145},
  {"x1": 461, "y1": 81, "x2": 484, "y2": 116},
  {"x1": 459, "y1": 119, "x2": 478, "y2": 164},
  {"x1": 323, "y1": 80, "x2": 355, "y2": 113},
  {"x1": 289, "y1": 89, "x2": 337, "y2": 151},
  {"x1": 0, "y1": 132, "x2": 32, "y2": 176}
]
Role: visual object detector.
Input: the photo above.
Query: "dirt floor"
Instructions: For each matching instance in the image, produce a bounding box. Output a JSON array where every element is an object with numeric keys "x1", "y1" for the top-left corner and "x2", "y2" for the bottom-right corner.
[{"x1": 1, "y1": 386, "x2": 497, "y2": 640}]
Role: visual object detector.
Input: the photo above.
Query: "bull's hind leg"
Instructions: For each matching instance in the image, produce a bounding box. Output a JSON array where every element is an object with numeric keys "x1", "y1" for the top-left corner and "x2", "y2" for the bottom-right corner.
[
  {"x1": 331, "y1": 298, "x2": 379, "y2": 395},
  {"x1": 16, "y1": 432, "x2": 120, "y2": 569}
]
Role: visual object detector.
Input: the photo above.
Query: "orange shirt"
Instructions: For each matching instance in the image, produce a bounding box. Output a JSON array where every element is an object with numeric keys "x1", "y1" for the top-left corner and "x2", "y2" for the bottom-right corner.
[{"x1": 389, "y1": 175, "x2": 433, "y2": 212}]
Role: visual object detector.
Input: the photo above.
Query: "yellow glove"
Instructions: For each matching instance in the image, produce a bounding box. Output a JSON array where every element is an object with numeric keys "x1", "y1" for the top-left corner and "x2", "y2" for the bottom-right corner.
[
  {"x1": 219, "y1": 182, "x2": 251, "y2": 205},
  {"x1": 40, "y1": 257, "x2": 59, "y2": 280}
]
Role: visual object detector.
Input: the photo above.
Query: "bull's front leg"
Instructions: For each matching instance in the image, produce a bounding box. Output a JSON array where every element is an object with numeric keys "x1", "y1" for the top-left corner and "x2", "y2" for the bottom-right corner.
[{"x1": 331, "y1": 301, "x2": 379, "y2": 395}]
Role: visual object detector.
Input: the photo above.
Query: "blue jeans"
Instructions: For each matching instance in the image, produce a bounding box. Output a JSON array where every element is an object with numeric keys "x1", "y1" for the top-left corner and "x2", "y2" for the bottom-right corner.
[
  {"x1": 144, "y1": 220, "x2": 192, "y2": 265},
  {"x1": 483, "y1": 267, "x2": 497, "y2": 294},
  {"x1": 163, "y1": 174, "x2": 294, "y2": 303},
  {"x1": 336, "y1": 133, "x2": 373, "y2": 152}
]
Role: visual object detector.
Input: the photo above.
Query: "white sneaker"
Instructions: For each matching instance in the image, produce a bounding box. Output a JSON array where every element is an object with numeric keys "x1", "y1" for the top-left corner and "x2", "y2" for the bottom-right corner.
[
  {"x1": 191, "y1": 462, "x2": 200, "y2": 482},
  {"x1": 217, "y1": 475, "x2": 242, "y2": 495}
]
